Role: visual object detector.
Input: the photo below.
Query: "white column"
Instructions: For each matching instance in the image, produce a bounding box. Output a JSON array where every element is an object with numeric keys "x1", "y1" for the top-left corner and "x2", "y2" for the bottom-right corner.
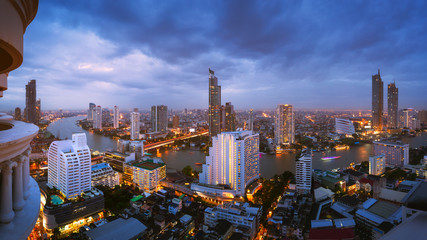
[
  {"x1": 22, "y1": 148, "x2": 31, "y2": 199},
  {"x1": 0, "y1": 162, "x2": 15, "y2": 223},
  {"x1": 12, "y1": 156, "x2": 24, "y2": 211}
]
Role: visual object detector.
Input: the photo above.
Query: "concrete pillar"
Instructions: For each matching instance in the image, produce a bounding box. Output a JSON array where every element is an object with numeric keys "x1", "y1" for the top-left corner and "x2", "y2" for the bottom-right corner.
[
  {"x1": 12, "y1": 156, "x2": 24, "y2": 211},
  {"x1": 22, "y1": 148, "x2": 31, "y2": 199},
  {"x1": 0, "y1": 162, "x2": 15, "y2": 223}
]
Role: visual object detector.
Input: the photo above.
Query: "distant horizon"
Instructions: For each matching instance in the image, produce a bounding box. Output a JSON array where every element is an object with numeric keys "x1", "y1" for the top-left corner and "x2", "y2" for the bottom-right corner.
[{"x1": 2, "y1": 1, "x2": 427, "y2": 110}]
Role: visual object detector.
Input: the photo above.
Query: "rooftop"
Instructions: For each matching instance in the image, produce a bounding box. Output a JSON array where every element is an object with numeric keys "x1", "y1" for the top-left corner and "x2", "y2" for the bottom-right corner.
[
  {"x1": 380, "y1": 212, "x2": 427, "y2": 240},
  {"x1": 403, "y1": 181, "x2": 427, "y2": 211},
  {"x1": 368, "y1": 201, "x2": 401, "y2": 219},
  {"x1": 91, "y1": 162, "x2": 110, "y2": 171},
  {"x1": 132, "y1": 160, "x2": 165, "y2": 170},
  {"x1": 84, "y1": 217, "x2": 147, "y2": 240},
  {"x1": 373, "y1": 141, "x2": 409, "y2": 147}
]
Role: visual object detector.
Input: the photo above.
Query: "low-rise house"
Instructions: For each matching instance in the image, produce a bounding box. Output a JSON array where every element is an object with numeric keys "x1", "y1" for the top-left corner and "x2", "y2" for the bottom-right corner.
[{"x1": 168, "y1": 198, "x2": 182, "y2": 215}]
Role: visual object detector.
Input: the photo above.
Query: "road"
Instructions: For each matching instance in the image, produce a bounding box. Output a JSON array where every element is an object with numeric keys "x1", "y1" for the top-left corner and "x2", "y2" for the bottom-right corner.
[{"x1": 144, "y1": 130, "x2": 208, "y2": 150}]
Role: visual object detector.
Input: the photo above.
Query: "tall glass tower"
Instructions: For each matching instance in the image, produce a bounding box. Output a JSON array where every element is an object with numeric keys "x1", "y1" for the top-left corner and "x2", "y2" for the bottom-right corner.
[
  {"x1": 372, "y1": 69, "x2": 383, "y2": 131},
  {"x1": 209, "y1": 68, "x2": 221, "y2": 138},
  {"x1": 387, "y1": 82, "x2": 398, "y2": 129}
]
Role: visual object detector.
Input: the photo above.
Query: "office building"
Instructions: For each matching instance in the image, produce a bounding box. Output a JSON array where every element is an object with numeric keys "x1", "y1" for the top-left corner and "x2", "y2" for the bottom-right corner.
[
  {"x1": 248, "y1": 109, "x2": 254, "y2": 131},
  {"x1": 172, "y1": 115, "x2": 179, "y2": 128},
  {"x1": 151, "y1": 105, "x2": 168, "y2": 132},
  {"x1": 372, "y1": 69, "x2": 384, "y2": 131},
  {"x1": 91, "y1": 162, "x2": 120, "y2": 188},
  {"x1": 274, "y1": 104, "x2": 294, "y2": 147},
  {"x1": 14, "y1": 107, "x2": 21, "y2": 120},
  {"x1": 369, "y1": 154, "x2": 385, "y2": 175},
  {"x1": 400, "y1": 108, "x2": 418, "y2": 130},
  {"x1": 0, "y1": 2, "x2": 40, "y2": 239},
  {"x1": 47, "y1": 133, "x2": 91, "y2": 199},
  {"x1": 387, "y1": 82, "x2": 398, "y2": 129},
  {"x1": 204, "y1": 202, "x2": 262, "y2": 239},
  {"x1": 222, "y1": 102, "x2": 236, "y2": 132},
  {"x1": 124, "y1": 157, "x2": 166, "y2": 192},
  {"x1": 87, "y1": 102, "x2": 96, "y2": 121},
  {"x1": 113, "y1": 105, "x2": 119, "y2": 128},
  {"x1": 196, "y1": 131, "x2": 259, "y2": 197},
  {"x1": 25, "y1": 79, "x2": 37, "y2": 123},
  {"x1": 296, "y1": 148, "x2": 312, "y2": 194},
  {"x1": 209, "y1": 68, "x2": 221, "y2": 137},
  {"x1": 130, "y1": 108, "x2": 140, "y2": 140},
  {"x1": 93, "y1": 105, "x2": 102, "y2": 129},
  {"x1": 335, "y1": 118, "x2": 355, "y2": 135},
  {"x1": 373, "y1": 141, "x2": 409, "y2": 166}
]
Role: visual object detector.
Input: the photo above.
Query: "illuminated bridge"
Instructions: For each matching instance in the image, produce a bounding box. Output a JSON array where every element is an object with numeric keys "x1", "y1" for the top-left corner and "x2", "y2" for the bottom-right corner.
[{"x1": 144, "y1": 130, "x2": 209, "y2": 151}]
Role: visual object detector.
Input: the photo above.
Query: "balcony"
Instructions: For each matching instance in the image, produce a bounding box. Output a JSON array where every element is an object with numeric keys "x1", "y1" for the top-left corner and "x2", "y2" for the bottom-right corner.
[{"x1": 0, "y1": 115, "x2": 40, "y2": 239}]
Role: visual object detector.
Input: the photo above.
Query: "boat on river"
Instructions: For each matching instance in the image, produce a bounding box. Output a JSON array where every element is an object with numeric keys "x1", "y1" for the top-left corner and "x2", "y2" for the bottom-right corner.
[{"x1": 321, "y1": 156, "x2": 342, "y2": 160}]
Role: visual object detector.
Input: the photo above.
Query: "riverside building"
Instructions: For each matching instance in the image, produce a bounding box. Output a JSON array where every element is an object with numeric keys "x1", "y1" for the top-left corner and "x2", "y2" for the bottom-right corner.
[
  {"x1": 193, "y1": 131, "x2": 260, "y2": 198},
  {"x1": 373, "y1": 141, "x2": 409, "y2": 167},
  {"x1": 296, "y1": 148, "x2": 312, "y2": 194},
  {"x1": 47, "y1": 133, "x2": 91, "y2": 199}
]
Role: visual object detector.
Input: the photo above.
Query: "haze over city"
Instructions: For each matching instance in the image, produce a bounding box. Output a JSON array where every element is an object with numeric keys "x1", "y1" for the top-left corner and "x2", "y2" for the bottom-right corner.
[{"x1": 2, "y1": 0, "x2": 427, "y2": 110}]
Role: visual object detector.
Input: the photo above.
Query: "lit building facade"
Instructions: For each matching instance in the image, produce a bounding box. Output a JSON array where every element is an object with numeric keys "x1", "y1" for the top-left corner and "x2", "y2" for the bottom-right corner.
[
  {"x1": 274, "y1": 104, "x2": 294, "y2": 147},
  {"x1": 130, "y1": 109, "x2": 140, "y2": 140},
  {"x1": 400, "y1": 108, "x2": 418, "y2": 130},
  {"x1": 47, "y1": 133, "x2": 91, "y2": 199},
  {"x1": 151, "y1": 105, "x2": 168, "y2": 132},
  {"x1": 204, "y1": 202, "x2": 262, "y2": 239},
  {"x1": 197, "y1": 131, "x2": 260, "y2": 196},
  {"x1": 222, "y1": 102, "x2": 236, "y2": 132},
  {"x1": 373, "y1": 141, "x2": 409, "y2": 167},
  {"x1": 93, "y1": 105, "x2": 102, "y2": 129},
  {"x1": 335, "y1": 118, "x2": 356, "y2": 135},
  {"x1": 369, "y1": 154, "x2": 385, "y2": 175},
  {"x1": 87, "y1": 102, "x2": 96, "y2": 121},
  {"x1": 209, "y1": 68, "x2": 221, "y2": 138},
  {"x1": 91, "y1": 162, "x2": 119, "y2": 188},
  {"x1": 372, "y1": 69, "x2": 384, "y2": 131},
  {"x1": 296, "y1": 148, "x2": 312, "y2": 194},
  {"x1": 387, "y1": 82, "x2": 398, "y2": 129},
  {"x1": 172, "y1": 115, "x2": 179, "y2": 128},
  {"x1": 124, "y1": 157, "x2": 166, "y2": 192},
  {"x1": 248, "y1": 109, "x2": 254, "y2": 131},
  {"x1": 113, "y1": 105, "x2": 119, "y2": 129}
]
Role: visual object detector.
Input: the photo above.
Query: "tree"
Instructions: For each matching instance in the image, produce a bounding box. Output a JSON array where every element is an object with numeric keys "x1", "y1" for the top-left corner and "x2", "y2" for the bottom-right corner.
[{"x1": 182, "y1": 165, "x2": 192, "y2": 177}]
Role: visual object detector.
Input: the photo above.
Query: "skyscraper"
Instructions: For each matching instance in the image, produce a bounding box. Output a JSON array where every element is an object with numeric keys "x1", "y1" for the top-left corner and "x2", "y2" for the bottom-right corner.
[
  {"x1": 248, "y1": 109, "x2": 254, "y2": 131},
  {"x1": 172, "y1": 115, "x2": 179, "y2": 128},
  {"x1": 47, "y1": 133, "x2": 91, "y2": 199},
  {"x1": 295, "y1": 148, "x2": 312, "y2": 194},
  {"x1": 223, "y1": 102, "x2": 236, "y2": 132},
  {"x1": 274, "y1": 104, "x2": 294, "y2": 147},
  {"x1": 113, "y1": 105, "x2": 119, "y2": 129},
  {"x1": 25, "y1": 79, "x2": 37, "y2": 123},
  {"x1": 387, "y1": 82, "x2": 398, "y2": 129},
  {"x1": 130, "y1": 108, "x2": 140, "y2": 140},
  {"x1": 197, "y1": 131, "x2": 259, "y2": 196},
  {"x1": 372, "y1": 69, "x2": 383, "y2": 131},
  {"x1": 209, "y1": 68, "x2": 221, "y2": 138},
  {"x1": 151, "y1": 105, "x2": 168, "y2": 132},
  {"x1": 93, "y1": 105, "x2": 102, "y2": 129},
  {"x1": 87, "y1": 102, "x2": 96, "y2": 121}
]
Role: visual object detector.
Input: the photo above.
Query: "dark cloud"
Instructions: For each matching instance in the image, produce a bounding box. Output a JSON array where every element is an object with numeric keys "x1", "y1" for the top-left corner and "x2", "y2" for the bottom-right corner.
[{"x1": 1, "y1": 0, "x2": 427, "y2": 110}]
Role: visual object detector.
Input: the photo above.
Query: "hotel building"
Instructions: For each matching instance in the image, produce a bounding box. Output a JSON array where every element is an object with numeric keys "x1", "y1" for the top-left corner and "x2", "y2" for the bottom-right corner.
[
  {"x1": 373, "y1": 141, "x2": 409, "y2": 167},
  {"x1": 274, "y1": 104, "x2": 294, "y2": 148},
  {"x1": 296, "y1": 148, "x2": 312, "y2": 194},
  {"x1": 194, "y1": 131, "x2": 259, "y2": 197},
  {"x1": 124, "y1": 157, "x2": 166, "y2": 192},
  {"x1": 91, "y1": 162, "x2": 120, "y2": 188},
  {"x1": 335, "y1": 118, "x2": 355, "y2": 135},
  {"x1": 47, "y1": 133, "x2": 91, "y2": 199}
]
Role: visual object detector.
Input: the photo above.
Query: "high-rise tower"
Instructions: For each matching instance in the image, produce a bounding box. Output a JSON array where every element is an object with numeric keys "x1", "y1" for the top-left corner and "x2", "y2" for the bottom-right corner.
[
  {"x1": 113, "y1": 105, "x2": 119, "y2": 129},
  {"x1": 93, "y1": 105, "x2": 102, "y2": 129},
  {"x1": 274, "y1": 104, "x2": 294, "y2": 147},
  {"x1": 248, "y1": 109, "x2": 254, "y2": 131},
  {"x1": 47, "y1": 133, "x2": 91, "y2": 199},
  {"x1": 372, "y1": 69, "x2": 383, "y2": 131},
  {"x1": 151, "y1": 105, "x2": 168, "y2": 132},
  {"x1": 130, "y1": 108, "x2": 140, "y2": 140},
  {"x1": 25, "y1": 79, "x2": 37, "y2": 123},
  {"x1": 209, "y1": 68, "x2": 221, "y2": 138},
  {"x1": 87, "y1": 103, "x2": 96, "y2": 121},
  {"x1": 296, "y1": 148, "x2": 312, "y2": 194},
  {"x1": 387, "y1": 82, "x2": 398, "y2": 129}
]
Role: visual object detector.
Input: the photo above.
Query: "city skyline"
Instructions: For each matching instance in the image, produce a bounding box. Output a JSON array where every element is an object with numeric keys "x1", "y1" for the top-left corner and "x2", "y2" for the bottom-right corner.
[{"x1": 1, "y1": 1, "x2": 427, "y2": 110}]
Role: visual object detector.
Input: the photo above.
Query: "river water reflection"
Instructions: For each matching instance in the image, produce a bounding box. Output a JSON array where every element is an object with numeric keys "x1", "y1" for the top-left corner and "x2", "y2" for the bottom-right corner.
[{"x1": 47, "y1": 116, "x2": 427, "y2": 179}]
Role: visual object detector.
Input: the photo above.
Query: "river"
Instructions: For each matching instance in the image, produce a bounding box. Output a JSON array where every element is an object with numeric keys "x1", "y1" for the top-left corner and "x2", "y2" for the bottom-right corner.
[{"x1": 47, "y1": 116, "x2": 427, "y2": 179}]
